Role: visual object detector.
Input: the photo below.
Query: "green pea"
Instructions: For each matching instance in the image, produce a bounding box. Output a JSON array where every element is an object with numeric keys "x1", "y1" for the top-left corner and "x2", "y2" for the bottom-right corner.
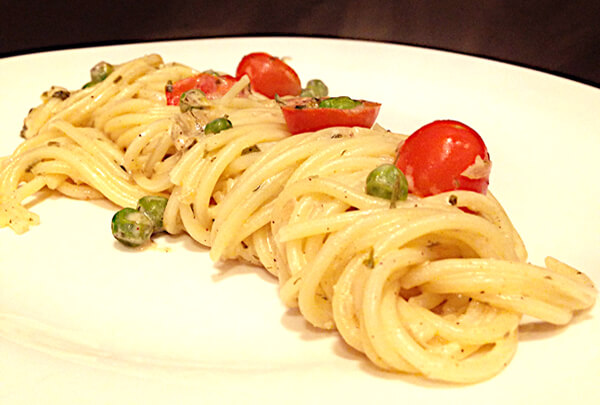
[
  {"x1": 300, "y1": 79, "x2": 329, "y2": 98},
  {"x1": 179, "y1": 89, "x2": 208, "y2": 113},
  {"x1": 137, "y1": 196, "x2": 168, "y2": 232},
  {"x1": 83, "y1": 61, "x2": 114, "y2": 88},
  {"x1": 204, "y1": 117, "x2": 233, "y2": 134},
  {"x1": 318, "y1": 96, "x2": 362, "y2": 109},
  {"x1": 366, "y1": 164, "x2": 408, "y2": 201},
  {"x1": 91, "y1": 61, "x2": 114, "y2": 82},
  {"x1": 111, "y1": 207, "x2": 154, "y2": 247}
]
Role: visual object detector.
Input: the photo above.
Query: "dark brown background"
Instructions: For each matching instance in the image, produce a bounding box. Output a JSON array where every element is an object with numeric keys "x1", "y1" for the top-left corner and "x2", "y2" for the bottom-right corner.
[{"x1": 2, "y1": 0, "x2": 599, "y2": 87}]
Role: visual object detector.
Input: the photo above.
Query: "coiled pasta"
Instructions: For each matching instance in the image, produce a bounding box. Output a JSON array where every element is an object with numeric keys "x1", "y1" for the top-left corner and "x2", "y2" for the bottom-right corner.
[{"x1": 0, "y1": 54, "x2": 595, "y2": 383}]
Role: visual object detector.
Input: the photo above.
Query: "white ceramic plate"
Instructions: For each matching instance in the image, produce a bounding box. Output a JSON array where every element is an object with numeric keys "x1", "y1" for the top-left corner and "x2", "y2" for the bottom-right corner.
[{"x1": 1, "y1": 37, "x2": 598, "y2": 405}]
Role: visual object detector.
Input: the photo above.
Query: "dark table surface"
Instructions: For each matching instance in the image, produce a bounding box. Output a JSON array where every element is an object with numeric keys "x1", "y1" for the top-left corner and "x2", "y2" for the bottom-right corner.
[{"x1": 2, "y1": 0, "x2": 599, "y2": 88}]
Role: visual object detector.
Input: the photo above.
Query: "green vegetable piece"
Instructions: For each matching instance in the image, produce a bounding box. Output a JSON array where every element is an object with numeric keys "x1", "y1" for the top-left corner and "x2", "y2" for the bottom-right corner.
[
  {"x1": 300, "y1": 79, "x2": 329, "y2": 98},
  {"x1": 274, "y1": 93, "x2": 285, "y2": 105},
  {"x1": 111, "y1": 207, "x2": 154, "y2": 247},
  {"x1": 137, "y1": 195, "x2": 168, "y2": 232},
  {"x1": 204, "y1": 116, "x2": 233, "y2": 134},
  {"x1": 366, "y1": 164, "x2": 408, "y2": 201},
  {"x1": 179, "y1": 89, "x2": 208, "y2": 113},
  {"x1": 90, "y1": 61, "x2": 114, "y2": 83},
  {"x1": 307, "y1": 79, "x2": 328, "y2": 96},
  {"x1": 362, "y1": 247, "x2": 375, "y2": 269},
  {"x1": 241, "y1": 144, "x2": 261, "y2": 155},
  {"x1": 82, "y1": 61, "x2": 114, "y2": 88},
  {"x1": 318, "y1": 96, "x2": 361, "y2": 109}
]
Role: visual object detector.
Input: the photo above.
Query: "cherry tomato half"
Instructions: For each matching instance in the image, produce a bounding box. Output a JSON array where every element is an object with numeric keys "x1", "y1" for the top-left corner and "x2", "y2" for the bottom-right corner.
[
  {"x1": 280, "y1": 97, "x2": 381, "y2": 134},
  {"x1": 236, "y1": 52, "x2": 302, "y2": 99},
  {"x1": 166, "y1": 73, "x2": 238, "y2": 105},
  {"x1": 395, "y1": 120, "x2": 491, "y2": 197}
]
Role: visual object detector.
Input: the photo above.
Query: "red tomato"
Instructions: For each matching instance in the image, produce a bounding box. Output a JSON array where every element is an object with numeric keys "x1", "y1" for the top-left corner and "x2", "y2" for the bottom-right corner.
[
  {"x1": 166, "y1": 73, "x2": 238, "y2": 105},
  {"x1": 395, "y1": 120, "x2": 491, "y2": 197},
  {"x1": 236, "y1": 52, "x2": 302, "y2": 99},
  {"x1": 280, "y1": 97, "x2": 381, "y2": 134}
]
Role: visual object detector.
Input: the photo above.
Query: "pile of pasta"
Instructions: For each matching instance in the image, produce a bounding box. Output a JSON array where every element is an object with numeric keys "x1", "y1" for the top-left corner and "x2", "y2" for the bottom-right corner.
[{"x1": 0, "y1": 54, "x2": 595, "y2": 383}]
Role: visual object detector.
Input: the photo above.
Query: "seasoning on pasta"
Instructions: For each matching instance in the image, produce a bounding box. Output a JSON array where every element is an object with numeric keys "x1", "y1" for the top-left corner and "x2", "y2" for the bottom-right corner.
[{"x1": 0, "y1": 53, "x2": 595, "y2": 383}]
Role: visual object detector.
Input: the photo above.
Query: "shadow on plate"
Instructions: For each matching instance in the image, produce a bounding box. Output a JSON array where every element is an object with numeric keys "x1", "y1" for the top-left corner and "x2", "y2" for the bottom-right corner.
[
  {"x1": 517, "y1": 309, "x2": 594, "y2": 342},
  {"x1": 210, "y1": 259, "x2": 277, "y2": 284}
]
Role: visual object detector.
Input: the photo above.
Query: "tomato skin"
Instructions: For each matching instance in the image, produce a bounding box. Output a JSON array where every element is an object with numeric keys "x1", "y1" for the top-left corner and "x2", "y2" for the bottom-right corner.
[
  {"x1": 395, "y1": 120, "x2": 491, "y2": 197},
  {"x1": 280, "y1": 98, "x2": 381, "y2": 134},
  {"x1": 166, "y1": 73, "x2": 238, "y2": 105},
  {"x1": 236, "y1": 52, "x2": 302, "y2": 99}
]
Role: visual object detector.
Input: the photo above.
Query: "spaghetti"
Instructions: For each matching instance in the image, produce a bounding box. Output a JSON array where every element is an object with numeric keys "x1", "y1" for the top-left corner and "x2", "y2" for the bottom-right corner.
[{"x1": 0, "y1": 54, "x2": 595, "y2": 383}]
